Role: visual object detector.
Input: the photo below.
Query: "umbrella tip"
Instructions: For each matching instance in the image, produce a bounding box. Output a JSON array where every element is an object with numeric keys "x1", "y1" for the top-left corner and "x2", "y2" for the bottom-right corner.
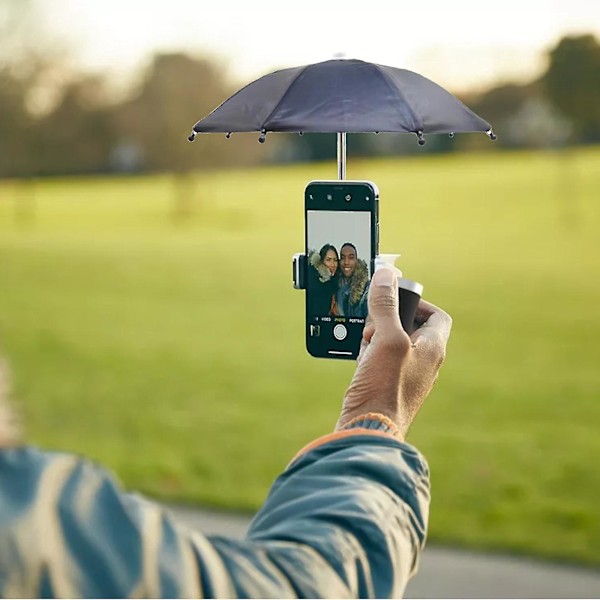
[
  {"x1": 258, "y1": 129, "x2": 267, "y2": 144},
  {"x1": 486, "y1": 128, "x2": 497, "y2": 141},
  {"x1": 448, "y1": 132, "x2": 455, "y2": 138},
  {"x1": 416, "y1": 130, "x2": 426, "y2": 146},
  {"x1": 226, "y1": 132, "x2": 232, "y2": 139},
  {"x1": 187, "y1": 131, "x2": 197, "y2": 142}
]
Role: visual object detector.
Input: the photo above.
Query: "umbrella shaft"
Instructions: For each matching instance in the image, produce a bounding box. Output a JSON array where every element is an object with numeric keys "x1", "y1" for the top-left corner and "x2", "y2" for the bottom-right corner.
[{"x1": 337, "y1": 133, "x2": 346, "y2": 180}]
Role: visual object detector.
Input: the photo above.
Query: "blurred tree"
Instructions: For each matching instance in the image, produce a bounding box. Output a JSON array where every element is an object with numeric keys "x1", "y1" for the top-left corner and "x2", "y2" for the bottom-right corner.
[
  {"x1": 0, "y1": 0, "x2": 36, "y2": 177},
  {"x1": 466, "y1": 84, "x2": 533, "y2": 127},
  {"x1": 0, "y1": 0, "x2": 80, "y2": 176},
  {"x1": 118, "y1": 53, "x2": 259, "y2": 173},
  {"x1": 459, "y1": 83, "x2": 537, "y2": 149},
  {"x1": 506, "y1": 97, "x2": 571, "y2": 147},
  {"x1": 35, "y1": 75, "x2": 117, "y2": 176},
  {"x1": 543, "y1": 34, "x2": 600, "y2": 142},
  {"x1": 0, "y1": 67, "x2": 32, "y2": 177}
]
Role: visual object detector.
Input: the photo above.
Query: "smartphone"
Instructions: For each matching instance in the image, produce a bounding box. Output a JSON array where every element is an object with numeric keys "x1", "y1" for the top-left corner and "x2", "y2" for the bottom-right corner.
[{"x1": 305, "y1": 180, "x2": 379, "y2": 360}]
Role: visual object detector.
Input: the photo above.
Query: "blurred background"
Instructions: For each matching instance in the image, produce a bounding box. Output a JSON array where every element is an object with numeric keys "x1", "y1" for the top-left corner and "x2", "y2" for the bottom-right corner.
[{"x1": 0, "y1": 0, "x2": 599, "y2": 568}]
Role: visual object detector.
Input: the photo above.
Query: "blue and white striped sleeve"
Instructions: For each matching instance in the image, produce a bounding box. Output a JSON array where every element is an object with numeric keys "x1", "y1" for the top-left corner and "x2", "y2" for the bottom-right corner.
[{"x1": 0, "y1": 430, "x2": 429, "y2": 598}]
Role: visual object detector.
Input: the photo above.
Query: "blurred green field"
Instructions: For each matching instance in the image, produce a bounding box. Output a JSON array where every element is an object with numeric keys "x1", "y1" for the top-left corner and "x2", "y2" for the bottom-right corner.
[{"x1": 1, "y1": 148, "x2": 599, "y2": 566}]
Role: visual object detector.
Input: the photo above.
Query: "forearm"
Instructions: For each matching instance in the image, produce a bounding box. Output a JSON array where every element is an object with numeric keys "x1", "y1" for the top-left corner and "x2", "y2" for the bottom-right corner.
[{"x1": 245, "y1": 430, "x2": 430, "y2": 598}]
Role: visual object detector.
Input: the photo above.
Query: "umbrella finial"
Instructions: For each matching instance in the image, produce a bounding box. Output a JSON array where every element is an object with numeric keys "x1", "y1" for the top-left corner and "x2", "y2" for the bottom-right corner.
[
  {"x1": 226, "y1": 132, "x2": 232, "y2": 139},
  {"x1": 486, "y1": 129, "x2": 497, "y2": 141},
  {"x1": 416, "y1": 130, "x2": 426, "y2": 146},
  {"x1": 187, "y1": 130, "x2": 197, "y2": 142},
  {"x1": 258, "y1": 129, "x2": 267, "y2": 143},
  {"x1": 449, "y1": 132, "x2": 455, "y2": 138}
]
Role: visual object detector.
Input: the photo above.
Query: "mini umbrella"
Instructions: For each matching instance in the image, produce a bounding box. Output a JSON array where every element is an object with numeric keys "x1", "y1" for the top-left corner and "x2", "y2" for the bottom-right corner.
[{"x1": 188, "y1": 58, "x2": 495, "y2": 178}]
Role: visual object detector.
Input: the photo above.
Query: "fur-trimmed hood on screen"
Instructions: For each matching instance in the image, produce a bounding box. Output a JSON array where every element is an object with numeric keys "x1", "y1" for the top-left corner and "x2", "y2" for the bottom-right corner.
[
  {"x1": 308, "y1": 250, "x2": 335, "y2": 283},
  {"x1": 345, "y1": 259, "x2": 369, "y2": 306}
]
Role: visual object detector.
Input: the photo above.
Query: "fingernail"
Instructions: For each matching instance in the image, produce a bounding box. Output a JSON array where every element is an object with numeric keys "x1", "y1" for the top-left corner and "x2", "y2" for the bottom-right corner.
[{"x1": 375, "y1": 267, "x2": 395, "y2": 287}]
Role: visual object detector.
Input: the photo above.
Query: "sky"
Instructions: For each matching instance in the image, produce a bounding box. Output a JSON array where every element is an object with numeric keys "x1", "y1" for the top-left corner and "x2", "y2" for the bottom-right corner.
[{"x1": 39, "y1": 0, "x2": 600, "y2": 94}]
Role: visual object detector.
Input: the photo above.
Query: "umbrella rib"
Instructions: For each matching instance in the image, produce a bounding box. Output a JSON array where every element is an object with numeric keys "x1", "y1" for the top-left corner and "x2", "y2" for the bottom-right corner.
[
  {"x1": 260, "y1": 64, "x2": 312, "y2": 131},
  {"x1": 374, "y1": 65, "x2": 421, "y2": 133},
  {"x1": 193, "y1": 66, "x2": 303, "y2": 132}
]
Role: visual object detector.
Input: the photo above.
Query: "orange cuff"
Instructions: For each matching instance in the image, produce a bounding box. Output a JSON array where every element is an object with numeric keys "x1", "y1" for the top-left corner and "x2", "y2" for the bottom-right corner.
[{"x1": 288, "y1": 423, "x2": 401, "y2": 468}]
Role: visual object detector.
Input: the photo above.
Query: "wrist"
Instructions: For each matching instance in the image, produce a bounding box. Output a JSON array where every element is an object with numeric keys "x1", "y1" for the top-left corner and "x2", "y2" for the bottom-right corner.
[{"x1": 339, "y1": 412, "x2": 404, "y2": 441}]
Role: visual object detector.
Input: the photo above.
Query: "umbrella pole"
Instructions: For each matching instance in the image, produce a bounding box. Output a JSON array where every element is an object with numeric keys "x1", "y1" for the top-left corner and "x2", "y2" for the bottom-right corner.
[{"x1": 337, "y1": 132, "x2": 346, "y2": 180}]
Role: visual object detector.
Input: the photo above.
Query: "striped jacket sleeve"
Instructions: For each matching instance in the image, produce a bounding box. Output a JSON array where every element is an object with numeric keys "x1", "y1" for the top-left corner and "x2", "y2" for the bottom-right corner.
[{"x1": 0, "y1": 432, "x2": 429, "y2": 598}]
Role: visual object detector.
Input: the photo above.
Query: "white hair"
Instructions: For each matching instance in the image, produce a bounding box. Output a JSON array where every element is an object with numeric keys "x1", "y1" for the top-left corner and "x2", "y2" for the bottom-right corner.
[{"x1": 0, "y1": 359, "x2": 21, "y2": 448}]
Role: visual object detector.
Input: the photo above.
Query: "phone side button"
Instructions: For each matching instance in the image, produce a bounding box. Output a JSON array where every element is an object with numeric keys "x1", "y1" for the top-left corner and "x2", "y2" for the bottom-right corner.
[{"x1": 333, "y1": 324, "x2": 347, "y2": 341}]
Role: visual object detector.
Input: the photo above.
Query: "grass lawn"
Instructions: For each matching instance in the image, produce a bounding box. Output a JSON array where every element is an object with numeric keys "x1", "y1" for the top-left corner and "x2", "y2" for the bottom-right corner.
[{"x1": 0, "y1": 147, "x2": 599, "y2": 566}]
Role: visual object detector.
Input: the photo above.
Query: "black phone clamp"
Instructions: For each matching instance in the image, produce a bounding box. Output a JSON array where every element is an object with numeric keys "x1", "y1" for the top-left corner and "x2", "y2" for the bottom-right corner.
[
  {"x1": 292, "y1": 253, "x2": 307, "y2": 290},
  {"x1": 291, "y1": 252, "x2": 423, "y2": 334}
]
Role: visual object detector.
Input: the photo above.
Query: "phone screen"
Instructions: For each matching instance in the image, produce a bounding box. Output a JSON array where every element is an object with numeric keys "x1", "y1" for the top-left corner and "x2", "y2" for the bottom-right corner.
[{"x1": 305, "y1": 180, "x2": 379, "y2": 360}]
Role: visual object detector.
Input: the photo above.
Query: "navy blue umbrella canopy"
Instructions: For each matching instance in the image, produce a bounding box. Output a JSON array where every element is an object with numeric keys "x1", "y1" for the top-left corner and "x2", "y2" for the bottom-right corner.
[{"x1": 189, "y1": 58, "x2": 494, "y2": 141}]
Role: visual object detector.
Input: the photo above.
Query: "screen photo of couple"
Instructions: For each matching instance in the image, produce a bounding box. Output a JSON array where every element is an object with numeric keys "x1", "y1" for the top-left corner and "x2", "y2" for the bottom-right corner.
[{"x1": 306, "y1": 211, "x2": 372, "y2": 319}]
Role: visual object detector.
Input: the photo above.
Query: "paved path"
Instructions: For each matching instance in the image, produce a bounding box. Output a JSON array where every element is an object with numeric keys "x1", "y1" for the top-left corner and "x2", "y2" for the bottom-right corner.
[{"x1": 168, "y1": 504, "x2": 600, "y2": 599}]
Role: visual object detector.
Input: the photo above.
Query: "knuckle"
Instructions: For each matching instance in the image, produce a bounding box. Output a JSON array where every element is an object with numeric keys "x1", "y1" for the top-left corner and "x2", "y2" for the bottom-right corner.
[
  {"x1": 379, "y1": 330, "x2": 411, "y2": 355},
  {"x1": 370, "y1": 290, "x2": 397, "y2": 308}
]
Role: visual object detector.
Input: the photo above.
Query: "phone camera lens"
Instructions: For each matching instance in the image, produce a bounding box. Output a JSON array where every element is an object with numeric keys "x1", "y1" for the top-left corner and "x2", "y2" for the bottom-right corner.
[
  {"x1": 326, "y1": 194, "x2": 333, "y2": 201},
  {"x1": 345, "y1": 194, "x2": 351, "y2": 202}
]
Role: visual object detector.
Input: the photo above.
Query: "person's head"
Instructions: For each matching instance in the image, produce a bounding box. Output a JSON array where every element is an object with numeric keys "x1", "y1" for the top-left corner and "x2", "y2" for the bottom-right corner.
[
  {"x1": 319, "y1": 244, "x2": 339, "y2": 276},
  {"x1": 340, "y1": 243, "x2": 358, "y2": 278}
]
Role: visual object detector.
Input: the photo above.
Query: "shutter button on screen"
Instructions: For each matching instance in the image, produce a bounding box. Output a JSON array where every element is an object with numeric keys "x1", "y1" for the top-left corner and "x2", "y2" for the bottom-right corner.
[{"x1": 333, "y1": 324, "x2": 347, "y2": 341}]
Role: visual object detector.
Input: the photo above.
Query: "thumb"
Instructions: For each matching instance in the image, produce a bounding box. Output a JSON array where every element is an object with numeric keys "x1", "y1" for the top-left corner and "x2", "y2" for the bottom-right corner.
[{"x1": 368, "y1": 266, "x2": 402, "y2": 330}]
